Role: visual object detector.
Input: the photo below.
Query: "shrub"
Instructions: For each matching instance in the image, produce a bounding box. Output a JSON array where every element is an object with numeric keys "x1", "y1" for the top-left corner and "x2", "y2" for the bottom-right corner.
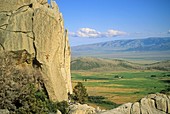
[
  {"x1": 72, "y1": 82, "x2": 88, "y2": 104},
  {"x1": 0, "y1": 65, "x2": 58, "y2": 113},
  {"x1": 56, "y1": 101, "x2": 69, "y2": 114},
  {"x1": 150, "y1": 75, "x2": 156, "y2": 77},
  {"x1": 0, "y1": 51, "x2": 68, "y2": 113}
]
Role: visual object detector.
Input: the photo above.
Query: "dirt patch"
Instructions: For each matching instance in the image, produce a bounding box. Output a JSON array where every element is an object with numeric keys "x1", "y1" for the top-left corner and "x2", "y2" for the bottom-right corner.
[{"x1": 104, "y1": 84, "x2": 123, "y2": 87}]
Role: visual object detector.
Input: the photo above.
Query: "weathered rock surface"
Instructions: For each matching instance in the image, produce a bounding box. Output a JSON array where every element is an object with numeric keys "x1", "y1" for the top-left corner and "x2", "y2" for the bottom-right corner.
[
  {"x1": 99, "y1": 93, "x2": 170, "y2": 114},
  {"x1": 0, "y1": 0, "x2": 72, "y2": 102},
  {"x1": 68, "y1": 93, "x2": 170, "y2": 114},
  {"x1": 69, "y1": 103, "x2": 96, "y2": 114}
]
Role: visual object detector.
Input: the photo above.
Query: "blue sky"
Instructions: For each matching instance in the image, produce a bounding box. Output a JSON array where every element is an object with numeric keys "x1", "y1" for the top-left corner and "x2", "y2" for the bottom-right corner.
[{"x1": 48, "y1": 0, "x2": 170, "y2": 46}]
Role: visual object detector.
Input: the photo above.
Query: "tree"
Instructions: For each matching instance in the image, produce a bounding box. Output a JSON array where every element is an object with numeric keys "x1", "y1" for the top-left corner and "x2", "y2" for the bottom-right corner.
[{"x1": 73, "y1": 82, "x2": 88, "y2": 104}]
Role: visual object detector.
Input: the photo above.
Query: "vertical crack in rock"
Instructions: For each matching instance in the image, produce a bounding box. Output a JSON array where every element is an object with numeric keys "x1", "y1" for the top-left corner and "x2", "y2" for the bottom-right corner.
[
  {"x1": 166, "y1": 100, "x2": 168, "y2": 113},
  {"x1": 0, "y1": 43, "x2": 5, "y2": 50},
  {"x1": 5, "y1": 12, "x2": 12, "y2": 30},
  {"x1": 64, "y1": 29, "x2": 67, "y2": 64},
  {"x1": 31, "y1": 11, "x2": 42, "y2": 69},
  {"x1": 139, "y1": 100, "x2": 142, "y2": 114},
  {"x1": 31, "y1": 10, "x2": 37, "y2": 58},
  {"x1": 130, "y1": 103, "x2": 134, "y2": 114},
  {"x1": 33, "y1": 42, "x2": 42, "y2": 69},
  {"x1": 151, "y1": 98, "x2": 158, "y2": 109},
  {"x1": 32, "y1": 12, "x2": 36, "y2": 53}
]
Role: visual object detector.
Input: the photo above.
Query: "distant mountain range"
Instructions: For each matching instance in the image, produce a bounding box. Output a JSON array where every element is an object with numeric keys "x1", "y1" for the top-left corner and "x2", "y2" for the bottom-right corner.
[
  {"x1": 71, "y1": 37, "x2": 170, "y2": 60},
  {"x1": 72, "y1": 37, "x2": 170, "y2": 52}
]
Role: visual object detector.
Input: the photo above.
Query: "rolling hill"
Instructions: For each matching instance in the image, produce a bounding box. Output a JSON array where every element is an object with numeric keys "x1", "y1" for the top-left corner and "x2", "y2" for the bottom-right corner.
[
  {"x1": 71, "y1": 57, "x2": 170, "y2": 71},
  {"x1": 71, "y1": 37, "x2": 170, "y2": 60}
]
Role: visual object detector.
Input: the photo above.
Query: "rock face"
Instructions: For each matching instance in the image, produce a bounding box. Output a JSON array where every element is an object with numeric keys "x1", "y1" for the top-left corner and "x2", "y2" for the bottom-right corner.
[
  {"x1": 0, "y1": 0, "x2": 72, "y2": 102},
  {"x1": 99, "y1": 93, "x2": 170, "y2": 114}
]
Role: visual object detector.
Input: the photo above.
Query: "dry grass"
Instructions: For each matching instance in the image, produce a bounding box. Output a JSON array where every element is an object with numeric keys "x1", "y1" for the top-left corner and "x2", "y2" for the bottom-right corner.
[
  {"x1": 107, "y1": 94, "x2": 144, "y2": 104},
  {"x1": 86, "y1": 87, "x2": 139, "y2": 93},
  {"x1": 86, "y1": 86, "x2": 143, "y2": 104},
  {"x1": 72, "y1": 82, "x2": 142, "y2": 104}
]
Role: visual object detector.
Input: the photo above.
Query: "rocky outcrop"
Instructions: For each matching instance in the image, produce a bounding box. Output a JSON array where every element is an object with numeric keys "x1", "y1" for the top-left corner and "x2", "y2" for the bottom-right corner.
[
  {"x1": 68, "y1": 93, "x2": 170, "y2": 114},
  {"x1": 99, "y1": 93, "x2": 170, "y2": 114},
  {"x1": 68, "y1": 103, "x2": 107, "y2": 114},
  {"x1": 0, "y1": 0, "x2": 72, "y2": 102},
  {"x1": 69, "y1": 103, "x2": 97, "y2": 114}
]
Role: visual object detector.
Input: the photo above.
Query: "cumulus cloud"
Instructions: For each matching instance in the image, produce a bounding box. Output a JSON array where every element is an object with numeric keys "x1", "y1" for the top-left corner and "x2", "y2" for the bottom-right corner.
[{"x1": 69, "y1": 28, "x2": 126, "y2": 38}]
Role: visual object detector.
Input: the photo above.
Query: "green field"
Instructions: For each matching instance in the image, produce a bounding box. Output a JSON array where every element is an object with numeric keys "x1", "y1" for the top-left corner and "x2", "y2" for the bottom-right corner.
[{"x1": 71, "y1": 71, "x2": 170, "y2": 109}]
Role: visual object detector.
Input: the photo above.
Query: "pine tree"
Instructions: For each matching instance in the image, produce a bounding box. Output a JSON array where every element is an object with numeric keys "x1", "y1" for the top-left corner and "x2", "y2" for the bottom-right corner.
[{"x1": 73, "y1": 82, "x2": 88, "y2": 104}]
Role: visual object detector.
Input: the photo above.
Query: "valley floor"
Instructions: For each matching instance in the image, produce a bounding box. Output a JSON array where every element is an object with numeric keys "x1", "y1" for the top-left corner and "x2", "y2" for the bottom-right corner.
[{"x1": 71, "y1": 70, "x2": 170, "y2": 109}]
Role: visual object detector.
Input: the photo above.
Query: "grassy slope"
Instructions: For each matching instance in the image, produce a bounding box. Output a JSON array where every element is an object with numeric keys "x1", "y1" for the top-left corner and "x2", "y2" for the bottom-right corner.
[{"x1": 71, "y1": 57, "x2": 170, "y2": 72}]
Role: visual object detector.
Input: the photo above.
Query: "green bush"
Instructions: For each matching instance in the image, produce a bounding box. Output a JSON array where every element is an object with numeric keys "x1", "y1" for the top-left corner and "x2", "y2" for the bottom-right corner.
[
  {"x1": 72, "y1": 82, "x2": 88, "y2": 104},
  {"x1": 56, "y1": 101, "x2": 69, "y2": 114},
  {"x1": 0, "y1": 66, "x2": 58, "y2": 113},
  {"x1": 0, "y1": 51, "x2": 68, "y2": 113}
]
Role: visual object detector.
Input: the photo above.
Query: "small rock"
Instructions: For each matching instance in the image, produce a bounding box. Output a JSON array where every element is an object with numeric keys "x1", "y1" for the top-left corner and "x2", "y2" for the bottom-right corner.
[{"x1": 69, "y1": 103, "x2": 96, "y2": 114}]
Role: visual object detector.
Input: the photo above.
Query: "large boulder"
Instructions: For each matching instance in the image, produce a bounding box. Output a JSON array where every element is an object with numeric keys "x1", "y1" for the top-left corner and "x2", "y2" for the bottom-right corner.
[
  {"x1": 0, "y1": 0, "x2": 72, "y2": 102},
  {"x1": 99, "y1": 93, "x2": 170, "y2": 114}
]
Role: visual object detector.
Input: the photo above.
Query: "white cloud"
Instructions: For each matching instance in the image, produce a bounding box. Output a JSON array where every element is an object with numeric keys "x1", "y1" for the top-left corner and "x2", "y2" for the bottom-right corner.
[
  {"x1": 69, "y1": 28, "x2": 126, "y2": 38},
  {"x1": 104, "y1": 30, "x2": 126, "y2": 37}
]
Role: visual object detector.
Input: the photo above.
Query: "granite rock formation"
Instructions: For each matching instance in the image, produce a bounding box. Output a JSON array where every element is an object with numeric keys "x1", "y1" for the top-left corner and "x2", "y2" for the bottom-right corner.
[
  {"x1": 0, "y1": 0, "x2": 72, "y2": 102},
  {"x1": 68, "y1": 93, "x2": 170, "y2": 114},
  {"x1": 99, "y1": 93, "x2": 170, "y2": 114}
]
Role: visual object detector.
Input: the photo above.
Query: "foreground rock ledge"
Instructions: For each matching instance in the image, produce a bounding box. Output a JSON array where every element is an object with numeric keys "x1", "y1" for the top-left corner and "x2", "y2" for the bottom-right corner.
[
  {"x1": 0, "y1": 0, "x2": 72, "y2": 102},
  {"x1": 68, "y1": 93, "x2": 170, "y2": 114}
]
